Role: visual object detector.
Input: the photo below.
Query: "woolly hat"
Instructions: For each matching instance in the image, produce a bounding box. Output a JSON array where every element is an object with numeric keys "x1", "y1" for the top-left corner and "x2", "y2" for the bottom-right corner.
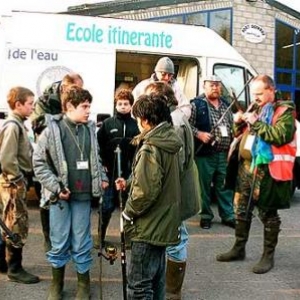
[{"x1": 154, "y1": 57, "x2": 174, "y2": 74}]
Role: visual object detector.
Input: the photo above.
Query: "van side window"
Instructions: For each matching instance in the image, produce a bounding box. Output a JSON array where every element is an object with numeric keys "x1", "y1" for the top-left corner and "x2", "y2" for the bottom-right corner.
[{"x1": 214, "y1": 64, "x2": 246, "y2": 111}]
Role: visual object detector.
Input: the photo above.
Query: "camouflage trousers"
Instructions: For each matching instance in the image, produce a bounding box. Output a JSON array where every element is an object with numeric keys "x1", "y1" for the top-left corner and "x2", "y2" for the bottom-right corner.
[
  {"x1": 234, "y1": 160, "x2": 281, "y2": 226},
  {"x1": 0, "y1": 177, "x2": 28, "y2": 247}
]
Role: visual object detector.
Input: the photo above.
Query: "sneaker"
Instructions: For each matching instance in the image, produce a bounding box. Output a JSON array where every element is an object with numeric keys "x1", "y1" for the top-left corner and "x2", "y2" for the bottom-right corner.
[
  {"x1": 200, "y1": 219, "x2": 211, "y2": 229},
  {"x1": 221, "y1": 219, "x2": 236, "y2": 229}
]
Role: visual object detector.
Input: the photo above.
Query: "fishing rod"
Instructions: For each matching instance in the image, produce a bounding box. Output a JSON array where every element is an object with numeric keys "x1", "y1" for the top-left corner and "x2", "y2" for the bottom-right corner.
[{"x1": 195, "y1": 77, "x2": 253, "y2": 155}]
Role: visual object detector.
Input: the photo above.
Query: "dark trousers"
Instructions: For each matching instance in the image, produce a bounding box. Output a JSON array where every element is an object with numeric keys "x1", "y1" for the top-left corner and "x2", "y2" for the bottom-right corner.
[{"x1": 128, "y1": 242, "x2": 166, "y2": 300}]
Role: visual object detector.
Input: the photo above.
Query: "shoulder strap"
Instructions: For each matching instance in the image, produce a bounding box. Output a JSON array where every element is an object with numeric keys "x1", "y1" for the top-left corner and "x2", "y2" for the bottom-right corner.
[{"x1": 1, "y1": 119, "x2": 23, "y2": 133}]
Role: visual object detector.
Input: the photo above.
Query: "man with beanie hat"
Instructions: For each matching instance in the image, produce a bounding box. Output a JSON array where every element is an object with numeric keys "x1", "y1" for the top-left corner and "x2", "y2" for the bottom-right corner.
[{"x1": 132, "y1": 56, "x2": 191, "y2": 119}]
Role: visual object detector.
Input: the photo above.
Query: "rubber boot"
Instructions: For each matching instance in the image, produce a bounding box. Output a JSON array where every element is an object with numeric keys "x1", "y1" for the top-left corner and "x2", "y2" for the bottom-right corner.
[
  {"x1": 40, "y1": 208, "x2": 51, "y2": 252},
  {"x1": 6, "y1": 245, "x2": 40, "y2": 284},
  {"x1": 75, "y1": 271, "x2": 90, "y2": 300},
  {"x1": 166, "y1": 259, "x2": 186, "y2": 300},
  {"x1": 216, "y1": 220, "x2": 251, "y2": 262},
  {"x1": 0, "y1": 241, "x2": 8, "y2": 273},
  {"x1": 47, "y1": 266, "x2": 65, "y2": 300},
  {"x1": 252, "y1": 225, "x2": 280, "y2": 274}
]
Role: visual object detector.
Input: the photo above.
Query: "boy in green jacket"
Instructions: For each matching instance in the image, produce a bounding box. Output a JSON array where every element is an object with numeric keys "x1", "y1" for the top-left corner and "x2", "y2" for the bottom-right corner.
[{"x1": 116, "y1": 95, "x2": 182, "y2": 299}]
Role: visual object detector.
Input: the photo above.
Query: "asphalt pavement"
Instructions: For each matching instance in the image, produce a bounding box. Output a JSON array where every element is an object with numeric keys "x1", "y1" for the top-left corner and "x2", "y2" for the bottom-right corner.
[{"x1": 1, "y1": 190, "x2": 300, "y2": 300}]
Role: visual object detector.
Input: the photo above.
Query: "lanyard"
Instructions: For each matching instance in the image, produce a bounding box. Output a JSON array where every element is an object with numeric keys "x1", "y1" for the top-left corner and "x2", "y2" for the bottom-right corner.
[{"x1": 63, "y1": 120, "x2": 86, "y2": 160}]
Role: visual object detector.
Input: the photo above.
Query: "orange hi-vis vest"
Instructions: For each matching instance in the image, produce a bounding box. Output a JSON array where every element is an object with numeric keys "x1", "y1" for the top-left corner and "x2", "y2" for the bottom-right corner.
[{"x1": 268, "y1": 106, "x2": 296, "y2": 181}]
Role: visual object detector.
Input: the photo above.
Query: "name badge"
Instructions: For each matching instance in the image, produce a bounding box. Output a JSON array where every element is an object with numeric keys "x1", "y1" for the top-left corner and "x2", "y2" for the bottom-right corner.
[
  {"x1": 244, "y1": 135, "x2": 256, "y2": 151},
  {"x1": 76, "y1": 160, "x2": 89, "y2": 170},
  {"x1": 219, "y1": 125, "x2": 228, "y2": 137}
]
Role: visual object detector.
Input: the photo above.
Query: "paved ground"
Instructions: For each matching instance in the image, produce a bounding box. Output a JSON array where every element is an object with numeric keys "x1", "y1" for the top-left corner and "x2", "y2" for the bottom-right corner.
[{"x1": 1, "y1": 190, "x2": 300, "y2": 299}]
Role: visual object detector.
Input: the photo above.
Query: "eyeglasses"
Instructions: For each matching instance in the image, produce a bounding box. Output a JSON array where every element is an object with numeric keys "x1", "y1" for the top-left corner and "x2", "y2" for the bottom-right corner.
[{"x1": 158, "y1": 72, "x2": 173, "y2": 78}]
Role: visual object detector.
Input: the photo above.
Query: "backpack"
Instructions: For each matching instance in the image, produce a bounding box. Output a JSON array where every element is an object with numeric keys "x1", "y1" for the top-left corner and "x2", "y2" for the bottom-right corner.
[
  {"x1": 0, "y1": 119, "x2": 23, "y2": 174},
  {"x1": 31, "y1": 81, "x2": 62, "y2": 135}
]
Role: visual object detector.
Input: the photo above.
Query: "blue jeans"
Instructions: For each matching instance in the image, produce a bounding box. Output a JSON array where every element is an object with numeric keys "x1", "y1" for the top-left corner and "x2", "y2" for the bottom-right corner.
[
  {"x1": 47, "y1": 198, "x2": 93, "y2": 274},
  {"x1": 166, "y1": 222, "x2": 188, "y2": 262},
  {"x1": 128, "y1": 242, "x2": 166, "y2": 300}
]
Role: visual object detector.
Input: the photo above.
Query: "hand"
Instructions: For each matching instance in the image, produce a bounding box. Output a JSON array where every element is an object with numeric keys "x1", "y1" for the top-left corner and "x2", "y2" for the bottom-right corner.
[
  {"x1": 242, "y1": 112, "x2": 258, "y2": 125},
  {"x1": 197, "y1": 131, "x2": 212, "y2": 144},
  {"x1": 122, "y1": 211, "x2": 133, "y2": 225},
  {"x1": 115, "y1": 178, "x2": 126, "y2": 191},
  {"x1": 101, "y1": 181, "x2": 109, "y2": 190},
  {"x1": 15, "y1": 178, "x2": 25, "y2": 188},
  {"x1": 59, "y1": 188, "x2": 70, "y2": 200},
  {"x1": 233, "y1": 111, "x2": 244, "y2": 123}
]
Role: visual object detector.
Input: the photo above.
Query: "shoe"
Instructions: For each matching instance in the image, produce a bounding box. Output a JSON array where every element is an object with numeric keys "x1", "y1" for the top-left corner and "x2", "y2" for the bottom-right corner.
[
  {"x1": 200, "y1": 220, "x2": 211, "y2": 229},
  {"x1": 222, "y1": 219, "x2": 236, "y2": 229}
]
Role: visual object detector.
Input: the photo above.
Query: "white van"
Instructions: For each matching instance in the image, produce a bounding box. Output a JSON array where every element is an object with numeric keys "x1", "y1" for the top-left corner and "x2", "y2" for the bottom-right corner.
[{"x1": 0, "y1": 11, "x2": 257, "y2": 120}]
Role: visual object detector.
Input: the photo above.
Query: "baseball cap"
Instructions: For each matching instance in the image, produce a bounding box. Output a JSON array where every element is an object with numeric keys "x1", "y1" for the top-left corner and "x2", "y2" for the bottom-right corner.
[{"x1": 203, "y1": 75, "x2": 222, "y2": 82}]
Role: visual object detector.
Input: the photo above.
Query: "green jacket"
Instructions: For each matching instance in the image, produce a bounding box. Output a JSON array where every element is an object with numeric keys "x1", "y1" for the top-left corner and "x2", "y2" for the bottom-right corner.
[
  {"x1": 0, "y1": 113, "x2": 32, "y2": 183},
  {"x1": 124, "y1": 122, "x2": 182, "y2": 246}
]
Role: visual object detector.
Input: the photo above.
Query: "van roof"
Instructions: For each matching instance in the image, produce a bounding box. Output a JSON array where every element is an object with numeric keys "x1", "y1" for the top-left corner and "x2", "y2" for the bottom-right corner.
[{"x1": 4, "y1": 12, "x2": 248, "y2": 65}]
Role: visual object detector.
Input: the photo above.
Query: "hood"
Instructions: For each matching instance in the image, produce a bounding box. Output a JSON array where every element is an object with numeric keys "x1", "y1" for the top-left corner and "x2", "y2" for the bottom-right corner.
[
  {"x1": 133, "y1": 122, "x2": 182, "y2": 154},
  {"x1": 274, "y1": 100, "x2": 295, "y2": 110}
]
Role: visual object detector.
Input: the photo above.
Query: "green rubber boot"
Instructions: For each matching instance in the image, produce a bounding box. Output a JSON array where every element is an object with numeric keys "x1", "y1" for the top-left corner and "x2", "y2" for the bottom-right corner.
[
  {"x1": 216, "y1": 220, "x2": 251, "y2": 262},
  {"x1": 252, "y1": 225, "x2": 280, "y2": 274},
  {"x1": 7, "y1": 245, "x2": 40, "y2": 284},
  {"x1": 0, "y1": 241, "x2": 8, "y2": 273},
  {"x1": 47, "y1": 266, "x2": 65, "y2": 300},
  {"x1": 75, "y1": 271, "x2": 90, "y2": 300},
  {"x1": 166, "y1": 259, "x2": 186, "y2": 300}
]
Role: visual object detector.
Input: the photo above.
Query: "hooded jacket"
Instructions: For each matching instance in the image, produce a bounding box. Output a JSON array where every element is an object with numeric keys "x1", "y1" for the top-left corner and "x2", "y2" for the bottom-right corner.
[{"x1": 124, "y1": 122, "x2": 182, "y2": 246}]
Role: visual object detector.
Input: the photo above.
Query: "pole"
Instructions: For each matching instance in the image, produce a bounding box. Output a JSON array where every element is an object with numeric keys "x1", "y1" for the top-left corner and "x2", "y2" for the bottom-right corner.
[
  {"x1": 115, "y1": 144, "x2": 127, "y2": 300},
  {"x1": 246, "y1": 167, "x2": 257, "y2": 220},
  {"x1": 98, "y1": 196, "x2": 103, "y2": 300}
]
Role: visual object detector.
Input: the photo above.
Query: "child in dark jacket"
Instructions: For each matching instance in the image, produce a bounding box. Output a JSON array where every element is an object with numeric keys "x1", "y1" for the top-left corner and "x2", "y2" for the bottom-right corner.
[{"x1": 97, "y1": 89, "x2": 139, "y2": 245}]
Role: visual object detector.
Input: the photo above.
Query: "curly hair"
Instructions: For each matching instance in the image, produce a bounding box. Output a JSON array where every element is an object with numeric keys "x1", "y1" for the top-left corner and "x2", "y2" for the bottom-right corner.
[
  {"x1": 61, "y1": 85, "x2": 92, "y2": 112},
  {"x1": 114, "y1": 88, "x2": 134, "y2": 106}
]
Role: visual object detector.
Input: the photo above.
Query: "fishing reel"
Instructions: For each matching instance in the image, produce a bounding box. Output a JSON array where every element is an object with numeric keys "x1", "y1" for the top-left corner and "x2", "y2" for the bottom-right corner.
[{"x1": 99, "y1": 244, "x2": 118, "y2": 265}]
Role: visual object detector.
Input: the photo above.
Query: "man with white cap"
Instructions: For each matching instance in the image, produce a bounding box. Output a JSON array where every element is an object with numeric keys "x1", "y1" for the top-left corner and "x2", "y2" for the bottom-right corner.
[
  {"x1": 189, "y1": 75, "x2": 235, "y2": 229},
  {"x1": 132, "y1": 56, "x2": 191, "y2": 119}
]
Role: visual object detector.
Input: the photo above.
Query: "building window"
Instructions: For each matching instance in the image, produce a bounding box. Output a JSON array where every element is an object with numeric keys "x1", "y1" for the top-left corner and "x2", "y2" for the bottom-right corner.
[
  {"x1": 275, "y1": 20, "x2": 300, "y2": 104},
  {"x1": 276, "y1": 21, "x2": 294, "y2": 69},
  {"x1": 155, "y1": 15, "x2": 184, "y2": 24},
  {"x1": 149, "y1": 8, "x2": 232, "y2": 44},
  {"x1": 296, "y1": 29, "x2": 300, "y2": 71},
  {"x1": 209, "y1": 10, "x2": 231, "y2": 42},
  {"x1": 185, "y1": 12, "x2": 208, "y2": 27}
]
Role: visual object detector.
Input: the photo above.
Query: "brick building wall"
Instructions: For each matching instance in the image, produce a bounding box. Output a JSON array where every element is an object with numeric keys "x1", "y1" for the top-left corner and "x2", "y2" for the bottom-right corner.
[
  {"x1": 99, "y1": 0, "x2": 299, "y2": 78},
  {"x1": 232, "y1": 0, "x2": 300, "y2": 77}
]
